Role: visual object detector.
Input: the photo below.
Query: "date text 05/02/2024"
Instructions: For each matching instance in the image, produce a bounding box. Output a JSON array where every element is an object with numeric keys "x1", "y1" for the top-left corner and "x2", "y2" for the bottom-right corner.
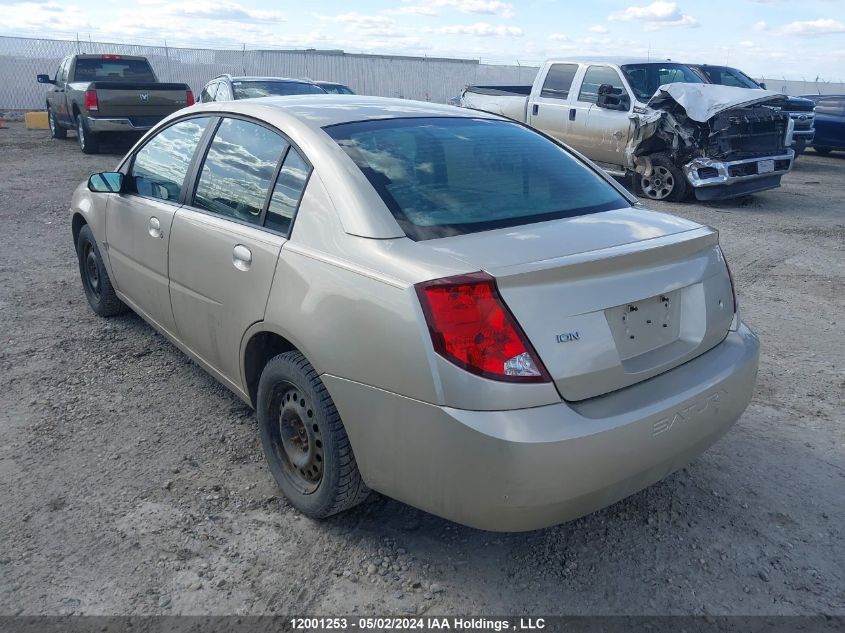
[{"x1": 289, "y1": 617, "x2": 547, "y2": 630}]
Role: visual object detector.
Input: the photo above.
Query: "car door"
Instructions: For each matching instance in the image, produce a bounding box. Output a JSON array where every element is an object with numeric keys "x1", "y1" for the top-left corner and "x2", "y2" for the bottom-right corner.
[
  {"x1": 51, "y1": 58, "x2": 71, "y2": 124},
  {"x1": 527, "y1": 63, "x2": 579, "y2": 145},
  {"x1": 168, "y1": 116, "x2": 310, "y2": 387},
  {"x1": 579, "y1": 65, "x2": 632, "y2": 167},
  {"x1": 105, "y1": 116, "x2": 213, "y2": 336}
]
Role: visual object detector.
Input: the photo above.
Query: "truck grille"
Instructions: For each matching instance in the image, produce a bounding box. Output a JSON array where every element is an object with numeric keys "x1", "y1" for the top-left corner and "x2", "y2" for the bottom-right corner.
[{"x1": 707, "y1": 106, "x2": 790, "y2": 160}]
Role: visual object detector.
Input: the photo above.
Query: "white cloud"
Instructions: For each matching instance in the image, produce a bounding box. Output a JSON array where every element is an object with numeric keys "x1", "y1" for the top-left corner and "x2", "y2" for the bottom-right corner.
[
  {"x1": 609, "y1": 2, "x2": 699, "y2": 29},
  {"x1": 401, "y1": 0, "x2": 515, "y2": 18},
  {"x1": 588, "y1": 24, "x2": 609, "y2": 33},
  {"x1": 438, "y1": 22, "x2": 523, "y2": 36},
  {"x1": 739, "y1": 40, "x2": 754, "y2": 47},
  {"x1": 548, "y1": 33, "x2": 570, "y2": 41},
  {"x1": 780, "y1": 18, "x2": 845, "y2": 36},
  {"x1": 330, "y1": 12, "x2": 402, "y2": 37},
  {"x1": 754, "y1": 21, "x2": 768, "y2": 31}
]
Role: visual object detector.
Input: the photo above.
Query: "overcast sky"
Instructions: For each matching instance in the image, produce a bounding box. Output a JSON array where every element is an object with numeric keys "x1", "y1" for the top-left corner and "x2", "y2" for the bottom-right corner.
[{"x1": 2, "y1": 0, "x2": 844, "y2": 80}]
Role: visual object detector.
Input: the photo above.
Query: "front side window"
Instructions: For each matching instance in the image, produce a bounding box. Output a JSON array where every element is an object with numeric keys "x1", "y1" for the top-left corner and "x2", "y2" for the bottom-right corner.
[
  {"x1": 130, "y1": 117, "x2": 211, "y2": 202},
  {"x1": 73, "y1": 58, "x2": 156, "y2": 83},
  {"x1": 193, "y1": 118, "x2": 288, "y2": 224},
  {"x1": 578, "y1": 66, "x2": 626, "y2": 104},
  {"x1": 265, "y1": 148, "x2": 311, "y2": 234},
  {"x1": 540, "y1": 64, "x2": 578, "y2": 99},
  {"x1": 326, "y1": 117, "x2": 628, "y2": 241},
  {"x1": 621, "y1": 63, "x2": 704, "y2": 101},
  {"x1": 232, "y1": 81, "x2": 326, "y2": 99},
  {"x1": 701, "y1": 67, "x2": 759, "y2": 89}
]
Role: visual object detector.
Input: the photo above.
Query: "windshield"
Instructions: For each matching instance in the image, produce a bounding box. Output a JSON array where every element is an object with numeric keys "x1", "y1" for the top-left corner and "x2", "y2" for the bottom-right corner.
[
  {"x1": 73, "y1": 58, "x2": 156, "y2": 83},
  {"x1": 698, "y1": 66, "x2": 760, "y2": 89},
  {"x1": 325, "y1": 117, "x2": 628, "y2": 241},
  {"x1": 233, "y1": 81, "x2": 326, "y2": 99},
  {"x1": 621, "y1": 63, "x2": 704, "y2": 102}
]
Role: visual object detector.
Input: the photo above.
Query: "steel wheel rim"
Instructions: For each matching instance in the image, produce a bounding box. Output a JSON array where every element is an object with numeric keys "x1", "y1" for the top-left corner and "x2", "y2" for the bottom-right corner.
[
  {"x1": 83, "y1": 242, "x2": 100, "y2": 299},
  {"x1": 271, "y1": 382, "x2": 323, "y2": 495},
  {"x1": 641, "y1": 166, "x2": 675, "y2": 200}
]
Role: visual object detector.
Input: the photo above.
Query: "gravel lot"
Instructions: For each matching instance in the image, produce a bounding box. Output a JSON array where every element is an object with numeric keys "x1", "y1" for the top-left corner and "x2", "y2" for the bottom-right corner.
[{"x1": 1, "y1": 122, "x2": 843, "y2": 617}]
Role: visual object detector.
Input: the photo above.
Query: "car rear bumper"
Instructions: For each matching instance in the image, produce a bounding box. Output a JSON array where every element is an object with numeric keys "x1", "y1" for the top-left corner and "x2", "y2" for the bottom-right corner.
[
  {"x1": 684, "y1": 151, "x2": 794, "y2": 198},
  {"x1": 85, "y1": 116, "x2": 163, "y2": 132},
  {"x1": 324, "y1": 323, "x2": 760, "y2": 532}
]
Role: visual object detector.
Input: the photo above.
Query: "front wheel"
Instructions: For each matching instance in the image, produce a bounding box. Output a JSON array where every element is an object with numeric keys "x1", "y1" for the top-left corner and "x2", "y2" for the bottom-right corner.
[
  {"x1": 77, "y1": 115, "x2": 100, "y2": 154},
  {"x1": 637, "y1": 154, "x2": 689, "y2": 202},
  {"x1": 48, "y1": 107, "x2": 67, "y2": 139},
  {"x1": 76, "y1": 224, "x2": 127, "y2": 317},
  {"x1": 257, "y1": 351, "x2": 369, "y2": 519}
]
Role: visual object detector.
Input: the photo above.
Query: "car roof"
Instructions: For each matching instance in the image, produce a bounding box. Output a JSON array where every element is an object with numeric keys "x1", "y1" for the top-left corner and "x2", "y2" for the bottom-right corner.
[
  {"x1": 548, "y1": 56, "x2": 668, "y2": 66},
  {"x1": 213, "y1": 75, "x2": 317, "y2": 84},
  {"x1": 188, "y1": 94, "x2": 499, "y2": 128}
]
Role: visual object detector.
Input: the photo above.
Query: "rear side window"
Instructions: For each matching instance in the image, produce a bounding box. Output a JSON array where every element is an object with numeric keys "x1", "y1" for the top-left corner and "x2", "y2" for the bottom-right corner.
[
  {"x1": 578, "y1": 66, "x2": 625, "y2": 104},
  {"x1": 193, "y1": 118, "x2": 288, "y2": 224},
  {"x1": 130, "y1": 117, "x2": 211, "y2": 202},
  {"x1": 540, "y1": 64, "x2": 578, "y2": 99},
  {"x1": 326, "y1": 117, "x2": 628, "y2": 241},
  {"x1": 200, "y1": 82, "x2": 218, "y2": 103},
  {"x1": 73, "y1": 58, "x2": 156, "y2": 82},
  {"x1": 265, "y1": 149, "x2": 311, "y2": 234}
]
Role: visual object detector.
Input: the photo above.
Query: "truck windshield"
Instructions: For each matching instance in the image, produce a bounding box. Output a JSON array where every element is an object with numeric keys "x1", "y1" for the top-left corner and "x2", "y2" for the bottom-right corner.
[
  {"x1": 73, "y1": 58, "x2": 156, "y2": 82},
  {"x1": 233, "y1": 81, "x2": 326, "y2": 99},
  {"x1": 325, "y1": 117, "x2": 628, "y2": 241},
  {"x1": 621, "y1": 63, "x2": 704, "y2": 102}
]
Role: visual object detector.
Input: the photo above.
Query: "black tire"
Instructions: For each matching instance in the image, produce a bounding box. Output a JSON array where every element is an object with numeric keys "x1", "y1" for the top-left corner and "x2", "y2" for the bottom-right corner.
[
  {"x1": 637, "y1": 154, "x2": 689, "y2": 202},
  {"x1": 48, "y1": 107, "x2": 67, "y2": 139},
  {"x1": 257, "y1": 351, "x2": 369, "y2": 519},
  {"x1": 813, "y1": 146, "x2": 832, "y2": 155},
  {"x1": 76, "y1": 114, "x2": 100, "y2": 154},
  {"x1": 76, "y1": 224, "x2": 127, "y2": 317}
]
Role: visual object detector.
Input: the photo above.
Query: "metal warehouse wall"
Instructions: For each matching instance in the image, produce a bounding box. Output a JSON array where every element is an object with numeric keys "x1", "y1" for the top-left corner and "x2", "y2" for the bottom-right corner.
[{"x1": 0, "y1": 35, "x2": 539, "y2": 110}]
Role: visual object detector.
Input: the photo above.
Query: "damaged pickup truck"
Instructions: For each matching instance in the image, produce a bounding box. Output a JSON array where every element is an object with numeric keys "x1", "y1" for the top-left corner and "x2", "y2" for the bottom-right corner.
[{"x1": 460, "y1": 59, "x2": 795, "y2": 201}]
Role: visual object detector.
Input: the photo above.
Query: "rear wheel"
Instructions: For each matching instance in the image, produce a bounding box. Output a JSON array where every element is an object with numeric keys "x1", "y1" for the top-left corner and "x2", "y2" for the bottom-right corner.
[
  {"x1": 48, "y1": 107, "x2": 67, "y2": 139},
  {"x1": 257, "y1": 351, "x2": 369, "y2": 519},
  {"x1": 77, "y1": 115, "x2": 100, "y2": 154},
  {"x1": 637, "y1": 154, "x2": 689, "y2": 202},
  {"x1": 76, "y1": 224, "x2": 127, "y2": 317},
  {"x1": 813, "y1": 146, "x2": 832, "y2": 155}
]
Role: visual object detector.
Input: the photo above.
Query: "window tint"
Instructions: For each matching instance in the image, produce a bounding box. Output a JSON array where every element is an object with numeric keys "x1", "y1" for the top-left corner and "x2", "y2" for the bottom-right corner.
[
  {"x1": 578, "y1": 66, "x2": 625, "y2": 104},
  {"x1": 326, "y1": 117, "x2": 628, "y2": 241},
  {"x1": 265, "y1": 148, "x2": 311, "y2": 234},
  {"x1": 540, "y1": 64, "x2": 578, "y2": 99},
  {"x1": 232, "y1": 81, "x2": 326, "y2": 99},
  {"x1": 701, "y1": 67, "x2": 759, "y2": 89},
  {"x1": 130, "y1": 117, "x2": 210, "y2": 202},
  {"x1": 73, "y1": 58, "x2": 156, "y2": 83},
  {"x1": 193, "y1": 118, "x2": 288, "y2": 224},
  {"x1": 200, "y1": 82, "x2": 218, "y2": 103}
]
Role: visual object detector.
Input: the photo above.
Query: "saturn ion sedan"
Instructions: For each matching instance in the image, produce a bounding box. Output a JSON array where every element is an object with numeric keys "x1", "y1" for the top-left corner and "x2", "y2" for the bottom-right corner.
[{"x1": 71, "y1": 96, "x2": 759, "y2": 531}]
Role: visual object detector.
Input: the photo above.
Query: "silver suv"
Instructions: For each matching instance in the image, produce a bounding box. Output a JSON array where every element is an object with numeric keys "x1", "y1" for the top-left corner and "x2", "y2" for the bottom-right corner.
[{"x1": 198, "y1": 74, "x2": 325, "y2": 102}]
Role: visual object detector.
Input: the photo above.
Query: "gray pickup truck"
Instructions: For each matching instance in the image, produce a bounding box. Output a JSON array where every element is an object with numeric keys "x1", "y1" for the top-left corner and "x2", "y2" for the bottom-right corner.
[
  {"x1": 461, "y1": 58, "x2": 795, "y2": 202},
  {"x1": 37, "y1": 54, "x2": 193, "y2": 154}
]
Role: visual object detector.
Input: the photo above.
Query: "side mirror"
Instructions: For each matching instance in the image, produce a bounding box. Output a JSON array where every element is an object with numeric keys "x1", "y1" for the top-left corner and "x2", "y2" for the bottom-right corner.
[
  {"x1": 37, "y1": 74, "x2": 55, "y2": 85},
  {"x1": 88, "y1": 172, "x2": 125, "y2": 193},
  {"x1": 596, "y1": 83, "x2": 630, "y2": 111},
  {"x1": 759, "y1": 82, "x2": 767, "y2": 90}
]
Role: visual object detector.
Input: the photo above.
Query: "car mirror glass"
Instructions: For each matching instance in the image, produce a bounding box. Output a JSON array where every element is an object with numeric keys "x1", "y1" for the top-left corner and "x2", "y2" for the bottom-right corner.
[{"x1": 88, "y1": 172, "x2": 125, "y2": 193}]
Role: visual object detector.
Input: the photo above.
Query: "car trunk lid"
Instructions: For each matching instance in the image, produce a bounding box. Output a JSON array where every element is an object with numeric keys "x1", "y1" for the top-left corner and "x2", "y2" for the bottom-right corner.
[{"x1": 424, "y1": 208, "x2": 735, "y2": 400}]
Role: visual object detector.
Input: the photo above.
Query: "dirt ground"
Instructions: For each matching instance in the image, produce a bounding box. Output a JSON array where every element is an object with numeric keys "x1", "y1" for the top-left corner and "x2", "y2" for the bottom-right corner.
[{"x1": 0, "y1": 122, "x2": 843, "y2": 617}]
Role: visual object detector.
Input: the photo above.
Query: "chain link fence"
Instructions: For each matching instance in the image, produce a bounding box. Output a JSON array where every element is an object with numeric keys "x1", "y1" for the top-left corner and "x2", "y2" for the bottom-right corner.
[{"x1": 0, "y1": 35, "x2": 540, "y2": 111}]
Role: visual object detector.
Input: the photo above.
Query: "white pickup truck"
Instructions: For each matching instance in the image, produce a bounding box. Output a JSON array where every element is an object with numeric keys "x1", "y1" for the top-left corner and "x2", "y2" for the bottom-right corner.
[{"x1": 461, "y1": 58, "x2": 795, "y2": 202}]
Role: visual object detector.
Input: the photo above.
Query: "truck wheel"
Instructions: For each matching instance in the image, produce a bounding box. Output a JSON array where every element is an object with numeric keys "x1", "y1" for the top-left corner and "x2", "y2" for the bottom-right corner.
[
  {"x1": 813, "y1": 146, "x2": 832, "y2": 155},
  {"x1": 257, "y1": 351, "x2": 369, "y2": 519},
  {"x1": 76, "y1": 224, "x2": 127, "y2": 317},
  {"x1": 793, "y1": 138, "x2": 806, "y2": 157},
  {"x1": 77, "y1": 115, "x2": 100, "y2": 154},
  {"x1": 638, "y1": 154, "x2": 688, "y2": 202},
  {"x1": 48, "y1": 107, "x2": 67, "y2": 139}
]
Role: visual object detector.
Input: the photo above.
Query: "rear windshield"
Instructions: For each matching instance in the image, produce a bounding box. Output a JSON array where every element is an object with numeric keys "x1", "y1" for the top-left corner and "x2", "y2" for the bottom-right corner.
[
  {"x1": 233, "y1": 81, "x2": 326, "y2": 99},
  {"x1": 621, "y1": 63, "x2": 704, "y2": 102},
  {"x1": 320, "y1": 84, "x2": 354, "y2": 95},
  {"x1": 73, "y1": 58, "x2": 156, "y2": 82},
  {"x1": 325, "y1": 117, "x2": 628, "y2": 241}
]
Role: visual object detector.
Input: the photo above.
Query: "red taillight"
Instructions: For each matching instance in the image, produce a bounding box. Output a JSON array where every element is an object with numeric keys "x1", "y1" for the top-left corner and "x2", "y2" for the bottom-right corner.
[
  {"x1": 415, "y1": 272, "x2": 550, "y2": 383},
  {"x1": 84, "y1": 89, "x2": 98, "y2": 112},
  {"x1": 186, "y1": 90, "x2": 195, "y2": 106}
]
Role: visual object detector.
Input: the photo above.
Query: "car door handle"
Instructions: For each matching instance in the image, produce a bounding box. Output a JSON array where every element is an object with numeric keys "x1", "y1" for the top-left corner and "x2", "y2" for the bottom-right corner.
[
  {"x1": 569, "y1": 108, "x2": 576, "y2": 121},
  {"x1": 532, "y1": 103, "x2": 539, "y2": 116},
  {"x1": 148, "y1": 216, "x2": 163, "y2": 239},
  {"x1": 232, "y1": 244, "x2": 252, "y2": 271}
]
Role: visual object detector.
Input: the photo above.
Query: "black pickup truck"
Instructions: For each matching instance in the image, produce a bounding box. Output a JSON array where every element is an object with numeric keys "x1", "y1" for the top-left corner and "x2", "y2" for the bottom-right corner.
[{"x1": 37, "y1": 54, "x2": 193, "y2": 154}]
